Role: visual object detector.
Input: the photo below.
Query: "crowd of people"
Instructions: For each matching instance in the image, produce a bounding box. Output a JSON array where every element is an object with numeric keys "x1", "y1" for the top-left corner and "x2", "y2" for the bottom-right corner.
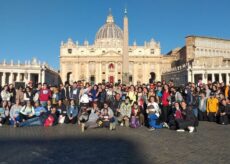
[{"x1": 0, "y1": 79, "x2": 230, "y2": 133}]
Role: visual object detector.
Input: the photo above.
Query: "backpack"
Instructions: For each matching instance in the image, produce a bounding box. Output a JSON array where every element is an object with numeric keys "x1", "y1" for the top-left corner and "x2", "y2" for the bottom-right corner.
[{"x1": 44, "y1": 115, "x2": 54, "y2": 127}]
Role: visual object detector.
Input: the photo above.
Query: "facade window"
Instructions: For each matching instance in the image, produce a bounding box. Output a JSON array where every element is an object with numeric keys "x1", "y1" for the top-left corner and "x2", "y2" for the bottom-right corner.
[
  {"x1": 68, "y1": 49, "x2": 72, "y2": 54},
  {"x1": 102, "y1": 50, "x2": 105, "y2": 53},
  {"x1": 150, "y1": 49, "x2": 154, "y2": 54},
  {"x1": 102, "y1": 72, "x2": 105, "y2": 74},
  {"x1": 118, "y1": 51, "x2": 121, "y2": 53}
]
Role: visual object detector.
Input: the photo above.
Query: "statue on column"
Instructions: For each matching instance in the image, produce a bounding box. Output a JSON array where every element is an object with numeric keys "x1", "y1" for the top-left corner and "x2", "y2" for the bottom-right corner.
[{"x1": 149, "y1": 72, "x2": 156, "y2": 83}]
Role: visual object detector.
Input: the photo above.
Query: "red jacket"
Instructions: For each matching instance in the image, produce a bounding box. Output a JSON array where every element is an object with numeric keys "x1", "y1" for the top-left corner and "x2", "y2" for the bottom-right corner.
[
  {"x1": 162, "y1": 91, "x2": 170, "y2": 107},
  {"x1": 174, "y1": 110, "x2": 183, "y2": 119},
  {"x1": 39, "y1": 89, "x2": 51, "y2": 102}
]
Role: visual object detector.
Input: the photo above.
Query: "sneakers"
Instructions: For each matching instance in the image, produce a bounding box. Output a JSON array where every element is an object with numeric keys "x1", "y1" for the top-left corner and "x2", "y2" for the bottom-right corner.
[
  {"x1": 148, "y1": 127, "x2": 155, "y2": 131},
  {"x1": 163, "y1": 122, "x2": 169, "y2": 129},
  {"x1": 0, "y1": 123, "x2": 2, "y2": 127},
  {"x1": 120, "y1": 123, "x2": 124, "y2": 127},
  {"x1": 188, "y1": 126, "x2": 195, "y2": 133},
  {"x1": 176, "y1": 129, "x2": 185, "y2": 132},
  {"x1": 81, "y1": 123, "x2": 85, "y2": 132},
  {"x1": 109, "y1": 123, "x2": 113, "y2": 130}
]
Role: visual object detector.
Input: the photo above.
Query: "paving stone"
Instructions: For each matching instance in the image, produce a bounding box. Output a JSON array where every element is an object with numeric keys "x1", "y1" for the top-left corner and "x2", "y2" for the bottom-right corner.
[{"x1": 0, "y1": 122, "x2": 229, "y2": 164}]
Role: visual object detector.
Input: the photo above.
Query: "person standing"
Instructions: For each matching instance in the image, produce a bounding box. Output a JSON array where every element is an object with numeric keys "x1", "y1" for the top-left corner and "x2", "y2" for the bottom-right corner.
[
  {"x1": 198, "y1": 92, "x2": 207, "y2": 121},
  {"x1": 207, "y1": 92, "x2": 219, "y2": 122},
  {"x1": 161, "y1": 84, "x2": 170, "y2": 123}
]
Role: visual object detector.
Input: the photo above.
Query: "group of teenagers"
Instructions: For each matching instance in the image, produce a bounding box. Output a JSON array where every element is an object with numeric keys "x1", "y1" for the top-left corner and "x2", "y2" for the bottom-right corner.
[{"x1": 0, "y1": 79, "x2": 230, "y2": 133}]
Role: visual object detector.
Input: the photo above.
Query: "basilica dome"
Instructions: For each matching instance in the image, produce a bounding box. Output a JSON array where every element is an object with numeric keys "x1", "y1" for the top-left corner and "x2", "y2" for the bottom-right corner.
[{"x1": 95, "y1": 13, "x2": 123, "y2": 47}]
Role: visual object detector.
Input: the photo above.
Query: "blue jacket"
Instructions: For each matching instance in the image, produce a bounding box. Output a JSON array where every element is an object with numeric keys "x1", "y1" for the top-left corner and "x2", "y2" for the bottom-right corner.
[{"x1": 67, "y1": 105, "x2": 78, "y2": 118}]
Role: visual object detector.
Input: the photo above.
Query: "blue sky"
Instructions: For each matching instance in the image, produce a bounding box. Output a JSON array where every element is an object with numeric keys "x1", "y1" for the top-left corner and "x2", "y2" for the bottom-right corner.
[{"x1": 0, "y1": 0, "x2": 230, "y2": 70}]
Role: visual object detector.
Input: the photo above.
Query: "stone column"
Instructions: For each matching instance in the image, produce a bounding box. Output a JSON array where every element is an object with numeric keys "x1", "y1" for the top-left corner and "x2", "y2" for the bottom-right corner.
[
  {"x1": 188, "y1": 70, "x2": 192, "y2": 83},
  {"x1": 226, "y1": 73, "x2": 229, "y2": 85},
  {"x1": 28, "y1": 73, "x2": 31, "y2": 82},
  {"x1": 202, "y1": 73, "x2": 208, "y2": 84},
  {"x1": 41, "y1": 71, "x2": 45, "y2": 84},
  {"x1": 105, "y1": 63, "x2": 108, "y2": 82},
  {"x1": 212, "y1": 73, "x2": 215, "y2": 82},
  {"x1": 1, "y1": 72, "x2": 6, "y2": 86},
  {"x1": 115, "y1": 62, "x2": 118, "y2": 83},
  {"x1": 9, "y1": 72, "x2": 13, "y2": 84},
  {"x1": 219, "y1": 73, "x2": 222, "y2": 83},
  {"x1": 86, "y1": 62, "x2": 89, "y2": 82},
  {"x1": 99, "y1": 62, "x2": 102, "y2": 83},
  {"x1": 16, "y1": 73, "x2": 20, "y2": 82}
]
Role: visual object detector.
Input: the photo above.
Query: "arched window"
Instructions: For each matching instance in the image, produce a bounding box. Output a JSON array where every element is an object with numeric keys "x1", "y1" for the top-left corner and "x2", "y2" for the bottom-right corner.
[{"x1": 109, "y1": 63, "x2": 115, "y2": 71}]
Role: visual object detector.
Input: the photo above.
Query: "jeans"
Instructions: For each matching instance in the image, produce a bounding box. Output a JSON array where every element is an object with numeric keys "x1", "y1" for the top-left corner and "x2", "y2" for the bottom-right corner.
[
  {"x1": 208, "y1": 112, "x2": 216, "y2": 122},
  {"x1": 193, "y1": 108, "x2": 198, "y2": 118},
  {"x1": 161, "y1": 106, "x2": 170, "y2": 122},
  {"x1": 198, "y1": 110, "x2": 207, "y2": 121},
  {"x1": 148, "y1": 114, "x2": 163, "y2": 129},
  {"x1": 19, "y1": 117, "x2": 42, "y2": 127},
  {"x1": 10, "y1": 116, "x2": 20, "y2": 125}
]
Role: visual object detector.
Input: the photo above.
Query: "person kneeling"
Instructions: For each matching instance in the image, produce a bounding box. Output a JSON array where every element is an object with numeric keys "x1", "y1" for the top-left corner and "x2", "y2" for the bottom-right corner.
[
  {"x1": 118, "y1": 97, "x2": 131, "y2": 127},
  {"x1": 147, "y1": 97, "x2": 169, "y2": 131},
  {"x1": 176, "y1": 101, "x2": 198, "y2": 133},
  {"x1": 99, "y1": 103, "x2": 115, "y2": 130},
  {"x1": 64, "y1": 100, "x2": 78, "y2": 124}
]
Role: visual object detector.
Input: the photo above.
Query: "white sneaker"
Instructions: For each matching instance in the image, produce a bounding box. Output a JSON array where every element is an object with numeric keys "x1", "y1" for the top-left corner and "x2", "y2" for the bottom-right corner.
[
  {"x1": 0, "y1": 123, "x2": 2, "y2": 127},
  {"x1": 176, "y1": 129, "x2": 185, "y2": 132},
  {"x1": 109, "y1": 123, "x2": 113, "y2": 131},
  {"x1": 81, "y1": 123, "x2": 85, "y2": 132},
  {"x1": 120, "y1": 123, "x2": 124, "y2": 127},
  {"x1": 163, "y1": 122, "x2": 169, "y2": 129},
  {"x1": 188, "y1": 126, "x2": 195, "y2": 133},
  {"x1": 148, "y1": 127, "x2": 155, "y2": 131}
]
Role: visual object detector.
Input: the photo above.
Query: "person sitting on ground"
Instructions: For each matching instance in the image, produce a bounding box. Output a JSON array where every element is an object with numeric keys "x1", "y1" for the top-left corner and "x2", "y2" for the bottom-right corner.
[
  {"x1": 1, "y1": 85, "x2": 10, "y2": 102},
  {"x1": 81, "y1": 102, "x2": 100, "y2": 132},
  {"x1": 147, "y1": 96, "x2": 169, "y2": 131},
  {"x1": 19, "y1": 105, "x2": 58, "y2": 127},
  {"x1": 176, "y1": 101, "x2": 198, "y2": 133},
  {"x1": 0, "y1": 101, "x2": 10, "y2": 126},
  {"x1": 118, "y1": 97, "x2": 132, "y2": 127},
  {"x1": 57, "y1": 100, "x2": 67, "y2": 124},
  {"x1": 10, "y1": 99, "x2": 22, "y2": 126},
  {"x1": 64, "y1": 99, "x2": 78, "y2": 124},
  {"x1": 46, "y1": 99, "x2": 52, "y2": 112},
  {"x1": 34, "y1": 101, "x2": 47, "y2": 117},
  {"x1": 168, "y1": 102, "x2": 182, "y2": 130},
  {"x1": 100, "y1": 102, "x2": 115, "y2": 130},
  {"x1": 99, "y1": 108, "x2": 110, "y2": 128},
  {"x1": 19, "y1": 100, "x2": 35, "y2": 122},
  {"x1": 78, "y1": 104, "x2": 90, "y2": 125},
  {"x1": 217, "y1": 99, "x2": 230, "y2": 125}
]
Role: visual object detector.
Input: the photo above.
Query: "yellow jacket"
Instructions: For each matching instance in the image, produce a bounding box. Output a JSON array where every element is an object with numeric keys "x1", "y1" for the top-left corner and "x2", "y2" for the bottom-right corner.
[
  {"x1": 225, "y1": 86, "x2": 229, "y2": 98},
  {"x1": 207, "y1": 98, "x2": 219, "y2": 113}
]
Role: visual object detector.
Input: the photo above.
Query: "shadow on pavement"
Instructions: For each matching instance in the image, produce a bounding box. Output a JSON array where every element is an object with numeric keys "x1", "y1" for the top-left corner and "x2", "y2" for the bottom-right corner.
[{"x1": 0, "y1": 136, "x2": 147, "y2": 164}]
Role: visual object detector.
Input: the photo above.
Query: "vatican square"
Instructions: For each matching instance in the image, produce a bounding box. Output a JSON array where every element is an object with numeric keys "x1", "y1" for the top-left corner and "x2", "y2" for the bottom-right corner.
[{"x1": 0, "y1": 0, "x2": 230, "y2": 164}]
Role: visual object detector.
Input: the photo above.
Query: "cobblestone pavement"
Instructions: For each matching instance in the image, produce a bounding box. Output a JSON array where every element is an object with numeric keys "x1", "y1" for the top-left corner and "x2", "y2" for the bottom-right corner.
[{"x1": 0, "y1": 122, "x2": 230, "y2": 164}]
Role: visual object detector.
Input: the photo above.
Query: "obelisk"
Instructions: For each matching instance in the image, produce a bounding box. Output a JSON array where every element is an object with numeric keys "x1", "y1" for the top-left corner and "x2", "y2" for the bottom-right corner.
[{"x1": 122, "y1": 9, "x2": 129, "y2": 85}]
